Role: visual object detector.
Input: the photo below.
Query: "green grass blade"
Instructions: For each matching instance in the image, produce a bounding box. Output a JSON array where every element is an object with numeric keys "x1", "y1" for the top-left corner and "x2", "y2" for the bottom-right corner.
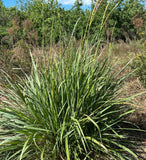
[
  {"x1": 85, "y1": 136, "x2": 108, "y2": 153},
  {"x1": 19, "y1": 137, "x2": 30, "y2": 160},
  {"x1": 65, "y1": 136, "x2": 70, "y2": 160}
]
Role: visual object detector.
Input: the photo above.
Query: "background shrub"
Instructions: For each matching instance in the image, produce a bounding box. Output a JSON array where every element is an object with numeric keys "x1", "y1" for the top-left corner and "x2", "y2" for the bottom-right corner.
[{"x1": 131, "y1": 53, "x2": 146, "y2": 87}]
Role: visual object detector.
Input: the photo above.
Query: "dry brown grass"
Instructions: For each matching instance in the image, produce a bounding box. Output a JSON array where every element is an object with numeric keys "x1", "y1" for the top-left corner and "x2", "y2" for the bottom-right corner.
[
  {"x1": 109, "y1": 41, "x2": 146, "y2": 159},
  {"x1": 108, "y1": 41, "x2": 146, "y2": 129},
  {"x1": 123, "y1": 78, "x2": 146, "y2": 128}
]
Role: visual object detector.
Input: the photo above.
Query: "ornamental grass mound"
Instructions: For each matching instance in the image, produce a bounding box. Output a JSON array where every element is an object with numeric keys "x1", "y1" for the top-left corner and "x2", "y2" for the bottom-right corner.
[{"x1": 0, "y1": 42, "x2": 140, "y2": 159}]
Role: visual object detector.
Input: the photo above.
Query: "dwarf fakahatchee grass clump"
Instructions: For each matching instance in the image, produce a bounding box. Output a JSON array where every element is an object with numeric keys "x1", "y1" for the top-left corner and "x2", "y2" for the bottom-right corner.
[
  {"x1": 0, "y1": 40, "x2": 141, "y2": 159},
  {"x1": 0, "y1": 0, "x2": 143, "y2": 159}
]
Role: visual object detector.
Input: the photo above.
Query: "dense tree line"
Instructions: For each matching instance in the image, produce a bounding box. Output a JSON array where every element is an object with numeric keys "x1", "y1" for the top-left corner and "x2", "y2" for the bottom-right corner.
[{"x1": 0, "y1": 0, "x2": 145, "y2": 48}]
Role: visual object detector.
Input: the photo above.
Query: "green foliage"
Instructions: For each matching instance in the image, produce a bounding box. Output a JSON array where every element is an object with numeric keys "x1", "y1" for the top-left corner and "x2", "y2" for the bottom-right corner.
[
  {"x1": 131, "y1": 53, "x2": 146, "y2": 87},
  {"x1": 0, "y1": 40, "x2": 140, "y2": 160},
  {"x1": 1, "y1": 0, "x2": 145, "y2": 48}
]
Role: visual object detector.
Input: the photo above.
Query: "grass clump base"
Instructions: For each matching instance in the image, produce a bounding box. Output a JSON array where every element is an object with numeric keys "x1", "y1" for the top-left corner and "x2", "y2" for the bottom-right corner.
[{"x1": 0, "y1": 41, "x2": 140, "y2": 160}]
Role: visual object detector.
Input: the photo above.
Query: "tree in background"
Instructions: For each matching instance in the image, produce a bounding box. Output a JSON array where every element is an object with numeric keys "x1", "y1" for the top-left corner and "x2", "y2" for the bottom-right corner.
[
  {"x1": 109, "y1": 0, "x2": 145, "y2": 41},
  {"x1": 0, "y1": 0, "x2": 145, "y2": 47}
]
